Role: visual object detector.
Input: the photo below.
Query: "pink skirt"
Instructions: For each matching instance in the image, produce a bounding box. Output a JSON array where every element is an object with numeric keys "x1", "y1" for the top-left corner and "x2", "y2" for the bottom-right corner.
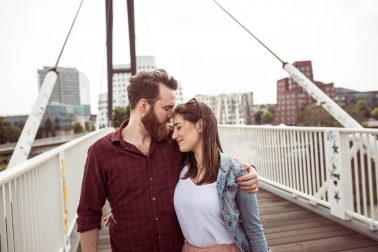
[{"x1": 182, "y1": 242, "x2": 241, "y2": 252}]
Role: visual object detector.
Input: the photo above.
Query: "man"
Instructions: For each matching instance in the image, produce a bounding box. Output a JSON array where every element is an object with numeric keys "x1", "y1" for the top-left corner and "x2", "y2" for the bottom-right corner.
[{"x1": 77, "y1": 69, "x2": 259, "y2": 252}]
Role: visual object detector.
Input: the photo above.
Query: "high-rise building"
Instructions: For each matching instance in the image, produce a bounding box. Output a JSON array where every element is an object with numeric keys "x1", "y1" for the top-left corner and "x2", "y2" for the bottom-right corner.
[
  {"x1": 97, "y1": 56, "x2": 184, "y2": 128},
  {"x1": 273, "y1": 61, "x2": 335, "y2": 126},
  {"x1": 196, "y1": 92, "x2": 254, "y2": 125},
  {"x1": 37, "y1": 67, "x2": 91, "y2": 134},
  {"x1": 38, "y1": 67, "x2": 91, "y2": 116}
]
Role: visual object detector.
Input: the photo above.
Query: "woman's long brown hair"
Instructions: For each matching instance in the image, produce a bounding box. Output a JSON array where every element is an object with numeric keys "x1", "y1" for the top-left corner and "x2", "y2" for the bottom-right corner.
[{"x1": 173, "y1": 98, "x2": 223, "y2": 185}]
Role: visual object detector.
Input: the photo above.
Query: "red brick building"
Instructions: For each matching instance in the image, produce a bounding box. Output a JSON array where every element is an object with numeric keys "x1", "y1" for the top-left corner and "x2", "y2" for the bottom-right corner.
[{"x1": 273, "y1": 61, "x2": 335, "y2": 125}]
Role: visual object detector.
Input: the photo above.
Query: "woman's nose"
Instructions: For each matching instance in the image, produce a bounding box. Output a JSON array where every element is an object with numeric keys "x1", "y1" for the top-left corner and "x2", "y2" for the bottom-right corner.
[{"x1": 172, "y1": 129, "x2": 177, "y2": 140}]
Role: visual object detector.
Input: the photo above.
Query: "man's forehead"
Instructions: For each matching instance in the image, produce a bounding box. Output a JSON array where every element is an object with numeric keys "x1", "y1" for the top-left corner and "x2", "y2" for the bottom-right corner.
[
  {"x1": 154, "y1": 84, "x2": 175, "y2": 106},
  {"x1": 155, "y1": 97, "x2": 175, "y2": 107}
]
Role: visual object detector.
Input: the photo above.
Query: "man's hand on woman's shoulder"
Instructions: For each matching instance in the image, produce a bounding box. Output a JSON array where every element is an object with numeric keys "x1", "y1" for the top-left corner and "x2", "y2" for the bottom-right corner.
[{"x1": 237, "y1": 163, "x2": 259, "y2": 193}]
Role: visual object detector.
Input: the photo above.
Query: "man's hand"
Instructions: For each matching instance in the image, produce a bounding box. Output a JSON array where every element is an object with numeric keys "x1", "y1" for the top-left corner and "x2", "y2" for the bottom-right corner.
[{"x1": 237, "y1": 163, "x2": 259, "y2": 193}]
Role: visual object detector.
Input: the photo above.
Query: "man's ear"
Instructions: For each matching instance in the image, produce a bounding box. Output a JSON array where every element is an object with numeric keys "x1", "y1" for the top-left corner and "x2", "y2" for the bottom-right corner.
[
  {"x1": 196, "y1": 119, "x2": 204, "y2": 133},
  {"x1": 138, "y1": 99, "x2": 150, "y2": 115}
]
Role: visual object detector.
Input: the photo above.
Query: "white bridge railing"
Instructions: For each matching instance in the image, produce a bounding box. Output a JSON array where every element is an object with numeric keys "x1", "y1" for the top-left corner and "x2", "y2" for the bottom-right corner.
[
  {"x1": 1, "y1": 125, "x2": 377, "y2": 252},
  {"x1": 0, "y1": 128, "x2": 113, "y2": 252},
  {"x1": 219, "y1": 125, "x2": 378, "y2": 236}
]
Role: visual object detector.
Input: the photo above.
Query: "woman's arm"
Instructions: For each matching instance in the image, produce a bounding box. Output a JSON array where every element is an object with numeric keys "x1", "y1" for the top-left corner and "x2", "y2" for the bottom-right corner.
[{"x1": 235, "y1": 189, "x2": 269, "y2": 252}]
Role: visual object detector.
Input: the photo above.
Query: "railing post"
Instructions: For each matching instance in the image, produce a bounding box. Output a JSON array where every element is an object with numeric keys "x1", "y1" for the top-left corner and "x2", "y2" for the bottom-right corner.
[
  {"x1": 325, "y1": 130, "x2": 353, "y2": 220},
  {"x1": 59, "y1": 151, "x2": 71, "y2": 251}
]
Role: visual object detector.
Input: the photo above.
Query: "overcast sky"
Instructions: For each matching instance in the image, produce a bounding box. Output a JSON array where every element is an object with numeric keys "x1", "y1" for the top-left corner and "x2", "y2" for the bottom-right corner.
[{"x1": 1, "y1": 0, "x2": 377, "y2": 116}]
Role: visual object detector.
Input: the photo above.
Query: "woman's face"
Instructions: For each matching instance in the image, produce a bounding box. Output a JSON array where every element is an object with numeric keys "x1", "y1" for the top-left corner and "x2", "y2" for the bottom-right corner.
[{"x1": 172, "y1": 114, "x2": 202, "y2": 153}]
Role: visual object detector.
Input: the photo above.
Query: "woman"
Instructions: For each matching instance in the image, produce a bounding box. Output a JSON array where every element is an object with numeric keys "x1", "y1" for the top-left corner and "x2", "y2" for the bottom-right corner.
[{"x1": 172, "y1": 98, "x2": 269, "y2": 252}]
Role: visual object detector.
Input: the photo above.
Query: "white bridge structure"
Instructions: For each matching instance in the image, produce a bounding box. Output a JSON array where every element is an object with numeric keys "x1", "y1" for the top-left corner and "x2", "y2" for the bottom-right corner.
[{"x1": 0, "y1": 125, "x2": 377, "y2": 251}]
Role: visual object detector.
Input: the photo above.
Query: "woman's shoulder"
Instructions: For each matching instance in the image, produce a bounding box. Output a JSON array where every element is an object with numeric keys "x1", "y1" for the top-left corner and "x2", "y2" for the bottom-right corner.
[
  {"x1": 219, "y1": 153, "x2": 242, "y2": 176},
  {"x1": 179, "y1": 165, "x2": 189, "y2": 178}
]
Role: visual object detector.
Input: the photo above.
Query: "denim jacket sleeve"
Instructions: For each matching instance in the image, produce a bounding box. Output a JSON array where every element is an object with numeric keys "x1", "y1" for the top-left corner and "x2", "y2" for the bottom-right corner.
[{"x1": 234, "y1": 171, "x2": 269, "y2": 252}]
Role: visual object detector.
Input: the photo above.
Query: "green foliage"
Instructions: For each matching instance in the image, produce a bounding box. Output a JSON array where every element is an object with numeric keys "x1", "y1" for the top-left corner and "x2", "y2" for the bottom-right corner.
[
  {"x1": 0, "y1": 117, "x2": 22, "y2": 144},
  {"x1": 341, "y1": 100, "x2": 371, "y2": 125},
  {"x1": 0, "y1": 155, "x2": 9, "y2": 171},
  {"x1": 344, "y1": 100, "x2": 368, "y2": 121},
  {"x1": 0, "y1": 163, "x2": 7, "y2": 172},
  {"x1": 254, "y1": 110, "x2": 263, "y2": 125},
  {"x1": 370, "y1": 107, "x2": 378, "y2": 120},
  {"x1": 297, "y1": 104, "x2": 341, "y2": 127},
  {"x1": 297, "y1": 100, "x2": 374, "y2": 127},
  {"x1": 261, "y1": 111, "x2": 273, "y2": 124},
  {"x1": 354, "y1": 100, "x2": 371, "y2": 117},
  {"x1": 73, "y1": 122, "x2": 85, "y2": 134},
  {"x1": 113, "y1": 106, "x2": 130, "y2": 128},
  {"x1": 85, "y1": 121, "x2": 96, "y2": 132},
  {"x1": 268, "y1": 105, "x2": 275, "y2": 114}
]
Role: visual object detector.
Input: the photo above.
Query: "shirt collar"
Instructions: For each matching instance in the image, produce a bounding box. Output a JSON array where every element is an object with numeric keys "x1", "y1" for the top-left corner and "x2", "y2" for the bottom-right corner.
[{"x1": 111, "y1": 119, "x2": 129, "y2": 143}]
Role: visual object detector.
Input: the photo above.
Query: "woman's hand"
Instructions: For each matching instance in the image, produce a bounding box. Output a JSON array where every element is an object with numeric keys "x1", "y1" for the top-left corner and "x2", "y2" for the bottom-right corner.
[{"x1": 103, "y1": 213, "x2": 115, "y2": 227}]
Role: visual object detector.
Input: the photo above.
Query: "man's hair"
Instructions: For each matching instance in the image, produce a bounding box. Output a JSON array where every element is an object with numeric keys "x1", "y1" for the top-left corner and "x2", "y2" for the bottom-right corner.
[{"x1": 127, "y1": 69, "x2": 178, "y2": 109}]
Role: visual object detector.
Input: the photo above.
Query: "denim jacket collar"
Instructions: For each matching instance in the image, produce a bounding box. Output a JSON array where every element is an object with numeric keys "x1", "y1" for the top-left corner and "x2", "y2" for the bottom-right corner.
[{"x1": 217, "y1": 153, "x2": 238, "y2": 199}]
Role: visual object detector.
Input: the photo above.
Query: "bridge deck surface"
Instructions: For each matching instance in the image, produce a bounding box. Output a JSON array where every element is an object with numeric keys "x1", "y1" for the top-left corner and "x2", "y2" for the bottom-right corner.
[{"x1": 84, "y1": 189, "x2": 378, "y2": 252}]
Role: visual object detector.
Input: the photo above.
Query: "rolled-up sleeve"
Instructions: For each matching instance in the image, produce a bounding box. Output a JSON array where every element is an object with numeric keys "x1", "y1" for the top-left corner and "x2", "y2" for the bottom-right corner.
[{"x1": 77, "y1": 144, "x2": 107, "y2": 232}]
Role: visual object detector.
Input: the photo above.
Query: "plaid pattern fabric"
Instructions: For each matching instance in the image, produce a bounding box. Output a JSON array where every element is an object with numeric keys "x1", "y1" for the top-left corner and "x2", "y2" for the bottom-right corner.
[{"x1": 77, "y1": 120, "x2": 184, "y2": 251}]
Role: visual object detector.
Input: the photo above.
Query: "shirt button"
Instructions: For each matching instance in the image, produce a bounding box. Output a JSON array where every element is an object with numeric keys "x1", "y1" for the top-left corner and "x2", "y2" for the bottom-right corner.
[
  {"x1": 158, "y1": 235, "x2": 162, "y2": 240},
  {"x1": 155, "y1": 217, "x2": 159, "y2": 221},
  {"x1": 152, "y1": 197, "x2": 156, "y2": 201},
  {"x1": 150, "y1": 177, "x2": 153, "y2": 181}
]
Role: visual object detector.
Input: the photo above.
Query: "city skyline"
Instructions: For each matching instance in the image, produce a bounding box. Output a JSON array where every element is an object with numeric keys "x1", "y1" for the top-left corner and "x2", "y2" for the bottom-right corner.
[{"x1": 1, "y1": 0, "x2": 377, "y2": 116}]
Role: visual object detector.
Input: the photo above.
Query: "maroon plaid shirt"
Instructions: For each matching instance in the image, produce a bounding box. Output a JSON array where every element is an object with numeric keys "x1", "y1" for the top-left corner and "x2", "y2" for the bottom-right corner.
[{"x1": 77, "y1": 120, "x2": 184, "y2": 251}]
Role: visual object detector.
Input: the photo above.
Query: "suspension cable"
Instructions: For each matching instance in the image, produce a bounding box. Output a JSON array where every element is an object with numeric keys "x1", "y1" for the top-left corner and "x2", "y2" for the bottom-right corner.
[
  {"x1": 211, "y1": 0, "x2": 285, "y2": 64},
  {"x1": 55, "y1": 0, "x2": 85, "y2": 68}
]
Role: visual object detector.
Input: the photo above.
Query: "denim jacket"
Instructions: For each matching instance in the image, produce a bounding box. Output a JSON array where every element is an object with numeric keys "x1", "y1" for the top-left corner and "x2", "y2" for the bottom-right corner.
[{"x1": 216, "y1": 153, "x2": 269, "y2": 252}]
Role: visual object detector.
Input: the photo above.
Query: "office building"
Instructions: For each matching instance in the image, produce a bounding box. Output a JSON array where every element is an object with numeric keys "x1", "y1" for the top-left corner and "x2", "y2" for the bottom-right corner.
[
  {"x1": 37, "y1": 67, "x2": 91, "y2": 134},
  {"x1": 273, "y1": 61, "x2": 335, "y2": 126},
  {"x1": 196, "y1": 92, "x2": 254, "y2": 125}
]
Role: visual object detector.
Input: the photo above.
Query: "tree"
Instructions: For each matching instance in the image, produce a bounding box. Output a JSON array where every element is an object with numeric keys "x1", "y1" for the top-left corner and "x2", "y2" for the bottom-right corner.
[
  {"x1": 0, "y1": 117, "x2": 22, "y2": 143},
  {"x1": 355, "y1": 100, "x2": 371, "y2": 117},
  {"x1": 73, "y1": 122, "x2": 85, "y2": 134},
  {"x1": 254, "y1": 110, "x2": 263, "y2": 125},
  {"x1": 268, "y1": 105, "x2": 275, "y2": 114},
  {"x1": 343, "y1": 100, "x2": 370, "y2": 124},
  {"x1": 113, "y1": 106, "x2": 130, "y2": 128},
  {"x1": 371, "y1": 107, "x2": 378, "y2": 120},
  {"x1": 261, "y1": 111, "x2": 273, "y2": 124},
  {"x1": 297, "y1": 104, "x2": 341, "y2": 127},
  {"x1": 44, "y1": 117, "x2": 55, "y2": 137}
]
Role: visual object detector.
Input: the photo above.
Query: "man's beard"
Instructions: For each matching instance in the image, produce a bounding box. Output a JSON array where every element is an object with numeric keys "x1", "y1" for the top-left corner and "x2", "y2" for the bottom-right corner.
[{"x1": 141, "y1": 107, "x2": 170, "y2": 142}]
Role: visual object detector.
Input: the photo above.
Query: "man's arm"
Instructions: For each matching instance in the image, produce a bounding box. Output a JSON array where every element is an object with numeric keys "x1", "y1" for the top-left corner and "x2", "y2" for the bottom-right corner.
[
  {"x1": 77, "y1": 145, "x2": 106, "y2": 250},
  {"x1": 80, "y1": 229, "x2": 99, "y2": 252},
  {"x1": 237, "y1": 163, "x2": 259, "y2": 193}
]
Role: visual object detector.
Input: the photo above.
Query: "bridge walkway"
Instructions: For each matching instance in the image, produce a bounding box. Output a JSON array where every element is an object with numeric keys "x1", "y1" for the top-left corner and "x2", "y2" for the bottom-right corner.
[{"x1": 80, "y1": 189, "x2": 378, "y2": 252}]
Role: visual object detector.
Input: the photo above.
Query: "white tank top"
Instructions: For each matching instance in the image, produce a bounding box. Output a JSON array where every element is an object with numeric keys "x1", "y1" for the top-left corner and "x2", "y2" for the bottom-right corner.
[{"x1": 174, "y1": 167, "x2": 234, "y2": 247}]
